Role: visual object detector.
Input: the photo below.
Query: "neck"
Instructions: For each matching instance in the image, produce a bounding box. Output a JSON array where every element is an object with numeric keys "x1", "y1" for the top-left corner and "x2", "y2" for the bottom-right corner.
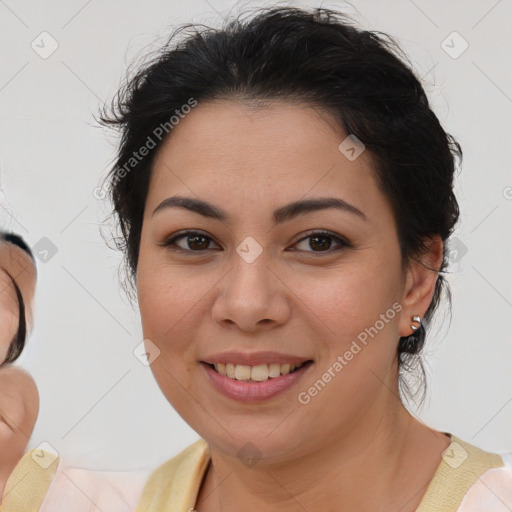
[{"x1": 196, "y1": 390, "x2": 450, "y2": 512}]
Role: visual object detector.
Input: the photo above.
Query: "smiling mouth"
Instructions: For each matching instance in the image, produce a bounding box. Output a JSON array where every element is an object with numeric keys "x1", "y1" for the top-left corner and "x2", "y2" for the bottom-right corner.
[{"x1": 204, "y1": 361, "x2": 313, "y2": 382}]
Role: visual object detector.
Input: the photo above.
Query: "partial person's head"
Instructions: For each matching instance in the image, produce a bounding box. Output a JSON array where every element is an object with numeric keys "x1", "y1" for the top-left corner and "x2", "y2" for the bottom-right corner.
[
  {"x1": 0, "y1": 232, "x2": 37, "y2": 365},
  {"x1": 0, "y1": 233, "x2": 39, "y2": 496},
  {"x1": 100, "y1": 7, "x2": 461, "y2": 462},
  {"x1": 0, "y1": 366, "x2": 39, "y2": 495}
]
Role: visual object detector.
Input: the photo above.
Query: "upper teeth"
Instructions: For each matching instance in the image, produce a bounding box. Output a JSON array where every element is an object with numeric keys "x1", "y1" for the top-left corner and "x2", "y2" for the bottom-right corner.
[{"x1": 213, "y1": 363, "x2": 302, "y2": 381}]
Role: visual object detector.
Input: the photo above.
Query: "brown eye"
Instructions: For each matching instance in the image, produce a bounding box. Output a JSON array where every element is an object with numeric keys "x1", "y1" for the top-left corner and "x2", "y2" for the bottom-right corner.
[
  {"x1": 182, "y1": 234, "x2": 210, "y2": 251},
  {"x1": 161, "y1": 231, "x2": 219, "y2": 253},
  {"x1": 309, "y1": 235, "x2": 332, "y2": 251},
  {"x1": 291, "y1": 230, "x2": 351, "y2": 254}
]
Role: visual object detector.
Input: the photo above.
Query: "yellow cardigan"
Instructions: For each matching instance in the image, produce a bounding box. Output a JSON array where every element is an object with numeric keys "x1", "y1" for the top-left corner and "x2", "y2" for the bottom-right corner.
[
  {"x1": 0, "y1": 449, "x2": 58, "y2": 512},
  {"x1": 135, "y1": 432, "x2": 505, "y2": 511},
  {"x1": 0, "y1": 433, "x2": 506, "y2": 511}
]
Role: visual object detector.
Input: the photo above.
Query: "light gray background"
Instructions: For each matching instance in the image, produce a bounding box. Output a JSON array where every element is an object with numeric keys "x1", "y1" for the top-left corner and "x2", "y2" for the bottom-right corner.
[{"x1": 1, "y1": 0, "x2": 511, "y2": 471}]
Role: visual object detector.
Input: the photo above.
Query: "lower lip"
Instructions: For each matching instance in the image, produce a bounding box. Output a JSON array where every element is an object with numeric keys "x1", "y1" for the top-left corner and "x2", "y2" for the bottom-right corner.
[{"x1": 201, "y1": 362, "x2": 313, "y2": 403}]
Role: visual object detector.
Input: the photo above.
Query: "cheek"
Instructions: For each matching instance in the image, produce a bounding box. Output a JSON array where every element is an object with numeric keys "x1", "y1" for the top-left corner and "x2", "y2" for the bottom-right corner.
[
  {"x1": 0, "y1": 424, "x2": 25, "y2": 470},
  {"x1": 0, "y1": 309, "x2": 18, "y2": 358},
  {"x1": 137, "y1": 262, "x2": 210, "y2": 367},
  {"x1": 287, "y1": 259, "x2": 402, "y2": 342},
  {"x1": 137, "y1": 269, "x2": 199, "y2": 409},
  {"x1": 293, "y1": 273, "x2": 402, "y2": 435},
  {"x1": 138, "y1": 276, "x2": 184, "y2": 348}
]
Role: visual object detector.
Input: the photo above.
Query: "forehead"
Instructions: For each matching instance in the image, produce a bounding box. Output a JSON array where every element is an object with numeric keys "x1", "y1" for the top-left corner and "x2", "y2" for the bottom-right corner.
[
  {"x1": 153, "y1": 99, "x2": 350, "y2": 171},
  {"x1": 146, "y1": 99, "x2": 383, "y2": 220},
  {"x1": 0, "y1": 243, "x2": 36, "y2": 289}
]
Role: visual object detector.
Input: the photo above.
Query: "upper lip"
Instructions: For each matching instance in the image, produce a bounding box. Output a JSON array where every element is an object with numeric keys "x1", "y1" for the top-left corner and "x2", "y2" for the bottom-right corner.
[{"x1": 202, "y1": 351, "x2": 313, "y2": 366}]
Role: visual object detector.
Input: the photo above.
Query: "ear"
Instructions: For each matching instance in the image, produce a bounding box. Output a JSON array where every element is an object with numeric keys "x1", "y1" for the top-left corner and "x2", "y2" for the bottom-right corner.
[{"x1": 399, "y1": 235, "x2": 443, "y2": 337}]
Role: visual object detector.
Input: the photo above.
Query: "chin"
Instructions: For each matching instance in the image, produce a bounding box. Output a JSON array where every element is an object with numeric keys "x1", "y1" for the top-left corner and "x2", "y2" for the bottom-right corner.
[{"x1": 195, "y1": 417, "x2": 311, "y2": 465}]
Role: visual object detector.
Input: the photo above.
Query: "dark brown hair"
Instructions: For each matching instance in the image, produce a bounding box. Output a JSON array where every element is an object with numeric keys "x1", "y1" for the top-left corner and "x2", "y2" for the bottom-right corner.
[{"x1": 98, "y1": 6, "x2": 462, "y2": 407}]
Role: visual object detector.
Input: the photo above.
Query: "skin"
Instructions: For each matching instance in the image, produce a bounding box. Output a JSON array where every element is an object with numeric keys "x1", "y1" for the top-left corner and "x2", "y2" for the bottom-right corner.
[
  {"x1": 0, "y1": 241, "x2": 38, "y2": 497},
  {"x1": 0, "y1": 269, "x2": 18, "y2": 363},
  {"x1": 0, "y1": 242, "x2": 36, "y2": 362},
  {"x1": 136, "y1": 99, "x2": 451, "y2": 512},
  {"x1": 0, "y1": 367, "x2": 39, "y2": 497}
]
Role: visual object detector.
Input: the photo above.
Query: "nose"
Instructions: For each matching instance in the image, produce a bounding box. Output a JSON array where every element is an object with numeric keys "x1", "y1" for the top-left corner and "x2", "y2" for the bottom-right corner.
[{"x1": 211, "y1": 250, "x2": 291, "y2": 333}]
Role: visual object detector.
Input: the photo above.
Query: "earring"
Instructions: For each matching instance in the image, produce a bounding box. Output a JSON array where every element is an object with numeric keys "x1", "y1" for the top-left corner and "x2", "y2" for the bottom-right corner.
[{"x1": 410, "y1": 315, "x2": 421, "y2": 331}]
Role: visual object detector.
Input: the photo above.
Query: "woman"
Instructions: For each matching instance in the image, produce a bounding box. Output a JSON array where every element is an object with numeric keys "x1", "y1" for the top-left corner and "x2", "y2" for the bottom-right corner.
[
  {"x1": 3, "y1": 6, "x2": 512, "y2": 511},
  {"x1": 0, "y1": 232, "x2": 36, "y2": 364},
  {"x1": 105, "y1": 6, "x2": 512, "y2": 511},
  {"x1": 0, "y1": 232, "x2": 42, "y2": 500}
]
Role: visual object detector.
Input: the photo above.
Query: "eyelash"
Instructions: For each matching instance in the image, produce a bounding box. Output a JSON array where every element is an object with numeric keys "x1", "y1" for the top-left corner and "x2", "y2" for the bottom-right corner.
[{"x1": 159, "y1": 230, "x2": 351, "y2": 256}]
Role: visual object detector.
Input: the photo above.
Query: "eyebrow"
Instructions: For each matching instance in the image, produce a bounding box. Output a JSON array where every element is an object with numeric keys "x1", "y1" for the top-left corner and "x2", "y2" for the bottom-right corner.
[{"x1": 152, "y1": 195, "x2": 368, "y2": 224}]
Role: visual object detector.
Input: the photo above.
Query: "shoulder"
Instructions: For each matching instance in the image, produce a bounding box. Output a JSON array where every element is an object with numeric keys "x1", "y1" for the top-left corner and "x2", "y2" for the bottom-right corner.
[
  {"x1": 2, "y1": 447, "x2": 155, "y2": 512},
  {"x1": 136, "y1": 438, "x2": 210, "y2": 512},
  {"x1": 418, "y1": 434, "x2": 512, "y2": 512},
  {"x1": 1, "y1": 448, "x2": 59, "y2": 511},
  {"x1": 457, "y1": 449, "x2": 512, "y2": 511},
  {"x1": 39, "y1": 458, "x2": 151, "y2": 511}
]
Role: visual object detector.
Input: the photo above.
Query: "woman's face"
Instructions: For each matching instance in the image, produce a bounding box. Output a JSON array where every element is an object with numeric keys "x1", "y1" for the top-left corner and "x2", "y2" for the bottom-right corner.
[
  {"x1": 0, "y1": 268, "x2": 19, "y2": 363},
  {"x1": 137, "y1": 100, "x2": 436, "y2": 462},
  {"x1": 0, "y1": 243, "x2": 36, "y2": 363}
]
